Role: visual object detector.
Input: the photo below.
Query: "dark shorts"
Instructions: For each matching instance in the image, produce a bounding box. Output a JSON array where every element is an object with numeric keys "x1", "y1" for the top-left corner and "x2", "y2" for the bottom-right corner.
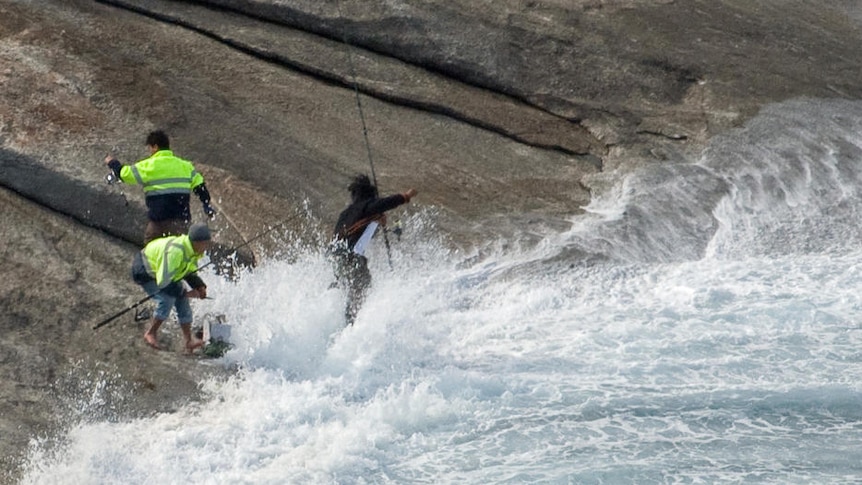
[{"x1": 144, "y1": 218, "x2": 189, "y2": 244}]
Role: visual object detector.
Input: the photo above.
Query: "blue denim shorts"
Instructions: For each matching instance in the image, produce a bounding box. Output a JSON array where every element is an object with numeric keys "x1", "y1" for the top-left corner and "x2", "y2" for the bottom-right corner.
[{"x1": 140, "y1": 280, "x2": 193, "y2": 325}]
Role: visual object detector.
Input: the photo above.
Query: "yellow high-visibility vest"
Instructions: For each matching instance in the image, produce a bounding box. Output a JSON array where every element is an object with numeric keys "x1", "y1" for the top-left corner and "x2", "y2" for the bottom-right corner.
[
  {"x1": 140, "y1": 235, "x2": 202, "y2": 288},
  {"x1": 120, "y1": 150, "x2": 204, "y2": 197}
]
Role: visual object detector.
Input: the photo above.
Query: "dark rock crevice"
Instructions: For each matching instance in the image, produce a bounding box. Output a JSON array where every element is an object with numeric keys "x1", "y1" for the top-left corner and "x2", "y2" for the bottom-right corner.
[
  {"x1": 95, "y1": 0, "x2": 602, "y2": 158},
  {"x1": 0, "y1": 148, "x2": 144, "y2": 244}
]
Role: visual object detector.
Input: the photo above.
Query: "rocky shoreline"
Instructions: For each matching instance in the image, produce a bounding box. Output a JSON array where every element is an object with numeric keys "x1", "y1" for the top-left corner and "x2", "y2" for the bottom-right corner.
[{"x1": 2, "y1": 0, "x2": 861, "y2": 481}]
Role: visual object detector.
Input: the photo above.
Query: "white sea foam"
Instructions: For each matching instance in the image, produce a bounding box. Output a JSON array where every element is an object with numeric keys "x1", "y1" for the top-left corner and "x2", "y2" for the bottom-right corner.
[{"x1": 21, "y1": 99, "x2": 862, "y2": 484}]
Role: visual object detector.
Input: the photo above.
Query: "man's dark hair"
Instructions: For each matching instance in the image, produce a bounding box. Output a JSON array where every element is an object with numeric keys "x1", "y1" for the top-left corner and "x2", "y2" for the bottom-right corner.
[
  {"x1": 349, "y1": 174, "x2": 378, "y2": 201},
  {"x1": 145, "y1": 130, "x2": 171, "y2": 150}
]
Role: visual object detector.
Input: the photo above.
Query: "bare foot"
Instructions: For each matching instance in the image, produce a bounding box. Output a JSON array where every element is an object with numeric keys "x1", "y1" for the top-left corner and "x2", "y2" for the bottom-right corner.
[
  {"x1": 144, "y1": 332, "x2": 161, "y2": 350},
  {"x1": 184, "y1": 338, "x2": 204, "y2": 354}
]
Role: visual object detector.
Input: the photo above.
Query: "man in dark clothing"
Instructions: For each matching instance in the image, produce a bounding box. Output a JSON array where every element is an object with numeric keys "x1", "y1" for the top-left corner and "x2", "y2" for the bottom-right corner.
[
  {"x1": 332, "y1": 174, "x2": 417, "y2": 325},
  {"x1": 105, "y1": 130, "x2": 215, "y2": 243}
]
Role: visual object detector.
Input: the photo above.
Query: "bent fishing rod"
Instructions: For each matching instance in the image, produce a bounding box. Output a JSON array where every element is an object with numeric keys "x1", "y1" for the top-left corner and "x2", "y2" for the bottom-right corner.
[{"x1": 92, "y1": 213, "x2": 302, "y2": 330}]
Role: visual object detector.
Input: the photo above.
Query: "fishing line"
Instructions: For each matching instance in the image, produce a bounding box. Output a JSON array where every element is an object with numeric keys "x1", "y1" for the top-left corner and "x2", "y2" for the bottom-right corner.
[
  {"x1": 335, "y1": 1, "x2": 394, "y2": 267},
  {"x1": 209, "y1": 200, "x2": 253, "y2": 259}
]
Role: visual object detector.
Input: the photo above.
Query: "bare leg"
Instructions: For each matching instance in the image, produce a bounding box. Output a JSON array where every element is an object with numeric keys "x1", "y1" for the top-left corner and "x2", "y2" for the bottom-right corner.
[
  {"x1": 144, "y1": 318, "x2": 164, "y2": 350},
  {"x1": 181, "y1": 323, "x2": 204, "y2": 354}
]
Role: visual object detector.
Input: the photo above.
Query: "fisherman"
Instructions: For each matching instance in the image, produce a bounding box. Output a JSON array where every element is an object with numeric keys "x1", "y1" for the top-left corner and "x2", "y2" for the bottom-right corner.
[
  {"x1": 331, "y1": 174, "x2": 417, "y2": 325},
  {"x1": 131, "y1": 222, "x2": 212, "y2": 352},
  {"x1": 105, "y1": 130, "x2": 215, "y2": 243}
]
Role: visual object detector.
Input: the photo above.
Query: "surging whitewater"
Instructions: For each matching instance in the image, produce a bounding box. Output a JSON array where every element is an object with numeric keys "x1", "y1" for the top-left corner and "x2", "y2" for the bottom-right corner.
[{"x1": 21, "y1": 99, "x2": 862, "y2": 484}]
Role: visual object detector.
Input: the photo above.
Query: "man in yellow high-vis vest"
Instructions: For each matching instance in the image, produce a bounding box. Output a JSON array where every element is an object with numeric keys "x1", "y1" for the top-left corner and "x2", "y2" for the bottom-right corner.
[
  {"x1": 105, "y1": 130, "x2": 215, "y2": 243},
  {"x1": 131, "y1": 223, "x2": 212, "y2": 352}
]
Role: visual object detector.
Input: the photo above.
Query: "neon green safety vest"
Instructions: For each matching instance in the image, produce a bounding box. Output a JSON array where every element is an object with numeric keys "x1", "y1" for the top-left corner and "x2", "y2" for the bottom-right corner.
[
  {"x1": 140, "y1": 235, "x2": 203, "y2": 288},
  {"x1": 120, "y1": 150, "x2": 204, "y2": 196}
]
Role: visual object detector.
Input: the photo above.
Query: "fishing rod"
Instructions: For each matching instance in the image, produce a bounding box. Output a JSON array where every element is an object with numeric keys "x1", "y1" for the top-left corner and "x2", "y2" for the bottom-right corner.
[
  {"x1": 91, "y1": 213, "x2": 302, "y2": 330},
  {"x1": 336, "y1": 2, "x2": 394, "y2": 267}
]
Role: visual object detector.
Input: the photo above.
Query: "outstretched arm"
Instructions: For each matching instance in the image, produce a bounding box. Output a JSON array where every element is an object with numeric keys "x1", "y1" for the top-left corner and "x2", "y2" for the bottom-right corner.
[{"x1": 366, "y1": 188, "x2": 417, "y2": 215}]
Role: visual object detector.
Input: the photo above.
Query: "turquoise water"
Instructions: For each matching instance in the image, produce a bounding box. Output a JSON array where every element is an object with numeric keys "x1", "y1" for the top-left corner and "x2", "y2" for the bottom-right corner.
[{"x1": 21, "y1": 99, "x2": 862, "y2": 484}]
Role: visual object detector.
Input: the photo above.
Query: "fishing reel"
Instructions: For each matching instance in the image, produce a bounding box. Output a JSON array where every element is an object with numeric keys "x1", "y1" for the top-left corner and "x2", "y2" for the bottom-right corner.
[
  {"x1": 103, "y1": 150, "x2": 120, "y2": 184},
  {"x1": 391, "y1": 219, "x2": 403, "y2": 240},
  {"x1": 134, "y1": 306, "x2": 152, "y2": 322}
]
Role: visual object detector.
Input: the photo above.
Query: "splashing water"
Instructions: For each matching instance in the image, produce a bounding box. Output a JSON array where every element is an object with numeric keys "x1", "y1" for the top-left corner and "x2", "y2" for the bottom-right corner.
[{"x1": 21, "y1": 99, "x2": 862, "y2": 484}]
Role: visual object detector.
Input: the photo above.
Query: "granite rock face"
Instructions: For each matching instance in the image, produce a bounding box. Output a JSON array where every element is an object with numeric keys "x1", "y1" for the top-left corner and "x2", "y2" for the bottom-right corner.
[{"x1": 1, "y1": 0, "x2": 861, "y2": 480}]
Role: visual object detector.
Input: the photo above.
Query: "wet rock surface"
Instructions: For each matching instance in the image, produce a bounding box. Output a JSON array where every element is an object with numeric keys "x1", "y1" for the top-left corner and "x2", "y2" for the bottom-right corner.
[{"x1": 1, "y1": 0, "x2": 861, "y2": 480}]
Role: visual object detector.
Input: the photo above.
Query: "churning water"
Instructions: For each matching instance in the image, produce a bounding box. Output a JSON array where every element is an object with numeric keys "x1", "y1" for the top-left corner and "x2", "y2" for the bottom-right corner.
[{"x1": 20, "y1": 99, "x2": 862, "y2": 484}]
